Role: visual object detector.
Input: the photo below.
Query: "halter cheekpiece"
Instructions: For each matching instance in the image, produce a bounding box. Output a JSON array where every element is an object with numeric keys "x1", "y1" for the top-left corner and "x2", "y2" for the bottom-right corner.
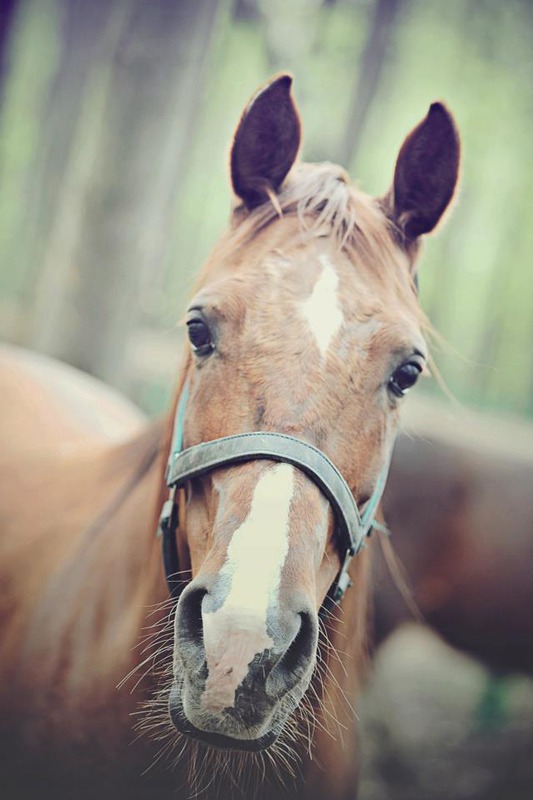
[{"x1": 159, "y1": 381, "x2": 390, "y2": 613}]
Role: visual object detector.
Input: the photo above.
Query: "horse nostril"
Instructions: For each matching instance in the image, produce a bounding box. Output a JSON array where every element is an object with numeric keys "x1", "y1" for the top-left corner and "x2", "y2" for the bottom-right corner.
[
  {"x1": 266, "y1": 611, "x2": 318, "y2": 699},
  {"x1": 282, "y1": 611, "x2": 317, "y2": 676},
  {"x1": 175, "y1": 585, "x2": 207, "y2": 672}
]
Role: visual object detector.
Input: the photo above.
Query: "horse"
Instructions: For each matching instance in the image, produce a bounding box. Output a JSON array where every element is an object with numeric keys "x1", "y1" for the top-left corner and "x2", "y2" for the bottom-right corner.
[
  {"x1": 0, "y1": 74, "x2": 460, "y2": 799},
  {"x1": 374, "y1": 395, "x2": 533, "y2": 677}
]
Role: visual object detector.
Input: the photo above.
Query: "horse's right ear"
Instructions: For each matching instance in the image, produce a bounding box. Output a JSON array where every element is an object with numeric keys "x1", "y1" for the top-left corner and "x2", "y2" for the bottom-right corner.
[
  {"x1": 231, "y1": 74, "x2": 301, "y2": 210},
  {"x1": 388, "y1": 102, "x2": 460, "y2": 243}
]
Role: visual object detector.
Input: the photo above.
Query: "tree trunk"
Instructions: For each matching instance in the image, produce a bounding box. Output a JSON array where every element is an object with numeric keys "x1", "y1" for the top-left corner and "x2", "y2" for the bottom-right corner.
[
  {"x1": 31, "y1": 0, "x2": 220, "y2": 389},
  {"x1": 338, "y1": 0, "x2": 405, "y2": 170},
  {"x1": 0, "y1": 0, "x2": 18, "y2": 108},
  {"x1": 15, "y1": 0, "x2": 112, "y2": 313}
]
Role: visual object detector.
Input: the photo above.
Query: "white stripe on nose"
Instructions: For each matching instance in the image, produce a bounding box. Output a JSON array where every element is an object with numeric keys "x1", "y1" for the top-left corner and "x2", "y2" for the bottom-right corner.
[
  {"x1": 300, "y1": 254, "x2": 344, "y2": 357},
  {"x1": 202, "y1": 463, "x2": 295, "y2": 711}
]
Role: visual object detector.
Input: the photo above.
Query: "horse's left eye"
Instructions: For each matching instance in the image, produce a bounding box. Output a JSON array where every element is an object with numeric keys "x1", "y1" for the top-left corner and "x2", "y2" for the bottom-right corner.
[
  {"x1": 187, "y1": 318, "x2": 214, "y2": 356},
  {"x1": 388, "y1": 362, "x2": 422, "y2": 398}
]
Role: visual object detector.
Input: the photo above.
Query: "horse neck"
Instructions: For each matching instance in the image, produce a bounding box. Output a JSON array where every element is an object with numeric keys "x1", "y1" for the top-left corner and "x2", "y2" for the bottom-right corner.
[
  {"x1": 307, "y1": 550, "x2": 370, "y2": 794},
  {"x1": 19, "y1": 417, "x2": 172, "y2": 704}
]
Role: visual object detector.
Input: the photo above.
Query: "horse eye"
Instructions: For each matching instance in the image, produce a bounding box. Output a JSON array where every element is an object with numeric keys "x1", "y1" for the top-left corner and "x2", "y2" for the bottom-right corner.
[
  {"x1": 388, "y1": 362, "x2": 422, "y2": 398},
  {"x1": 187, "y1": 318, "x2": 214, "y2": 356}
]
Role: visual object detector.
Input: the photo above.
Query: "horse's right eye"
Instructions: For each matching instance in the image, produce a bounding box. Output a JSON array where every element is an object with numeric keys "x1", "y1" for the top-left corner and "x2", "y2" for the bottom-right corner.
[
  {"x1": 187, "y1": 318, "x2": 214, "y2": 356},
  {"x1": 388, "y1": 361, "x2": 422, "y2": 398}
]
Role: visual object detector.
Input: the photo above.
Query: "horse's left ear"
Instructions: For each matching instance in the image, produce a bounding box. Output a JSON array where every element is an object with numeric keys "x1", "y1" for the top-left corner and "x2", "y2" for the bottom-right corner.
[
  {"x1": 389, "y1": 102, "x2": 460, "y2": 242},
  {"x1": 231, "y1": 74, "x2": 301, "y2": 210}
]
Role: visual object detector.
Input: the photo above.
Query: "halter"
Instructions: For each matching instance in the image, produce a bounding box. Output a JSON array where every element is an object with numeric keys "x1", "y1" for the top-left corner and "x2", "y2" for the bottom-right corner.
[{"x1": 158, "y1": 382, "x2": 391, "y2": 612}]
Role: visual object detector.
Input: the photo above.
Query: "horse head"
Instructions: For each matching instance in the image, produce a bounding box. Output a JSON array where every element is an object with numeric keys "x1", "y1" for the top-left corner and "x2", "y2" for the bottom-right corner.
[{"x1": 165, "y1": 75, "x2": 460, "y2": 751}]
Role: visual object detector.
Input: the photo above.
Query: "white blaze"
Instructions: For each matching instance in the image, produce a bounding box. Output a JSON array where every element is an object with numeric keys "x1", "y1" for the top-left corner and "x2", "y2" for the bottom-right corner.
[
  {"x1": 300, "y1": 254, "x2": 344, "y2": 357},
  {"x1": 202, "y1": 464, "x2": 295, "y2": 710},
  {"x1": 216, "y1": 462, "x2": 294, "y2": 614}
]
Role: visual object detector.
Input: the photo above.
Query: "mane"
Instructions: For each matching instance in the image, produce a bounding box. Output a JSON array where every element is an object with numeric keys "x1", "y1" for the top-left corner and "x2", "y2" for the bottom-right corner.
[
  {"x1": 200, "y1": 161, "x2": 429, "y2": 334},
  {"x1": 239, "y1": 162, "x2": 396, "y2": 259},
  {"x1": 24, "y1": 420, "x2": 168, "y2": 683}
]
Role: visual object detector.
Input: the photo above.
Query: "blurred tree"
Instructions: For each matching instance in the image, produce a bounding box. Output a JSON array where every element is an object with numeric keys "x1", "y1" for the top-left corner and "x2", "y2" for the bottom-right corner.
[
  {"x1": 259, "y1": 0, "x2": 324, "y2": 73},
  {"x1": 14, "y1": 0, "x2": 112, "y2": 323},
  {"x1": 0, "y1": 0, "x2": 532, "y2": 419},
  {"x1": 339, "y1": 0, "x2": 405, "y2": 168},
  {"x1": 0, "y1": 0, "x2": 17, "y2": 107},
  {"x1": 31, "y1": 0, "x2": 222, "y2": 389},
  {"x1": 233, "y1": 0, "x2": 260, "y2": 22}
]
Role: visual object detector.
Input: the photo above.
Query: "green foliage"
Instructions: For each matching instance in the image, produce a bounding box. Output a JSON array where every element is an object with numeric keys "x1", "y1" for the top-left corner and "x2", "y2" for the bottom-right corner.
[
  {"x1": 0, "y1": 0, "x2": 532, "y2": 417},
  {"x1": 0, "y1": 0, "x2": 59, "y2": 300}
]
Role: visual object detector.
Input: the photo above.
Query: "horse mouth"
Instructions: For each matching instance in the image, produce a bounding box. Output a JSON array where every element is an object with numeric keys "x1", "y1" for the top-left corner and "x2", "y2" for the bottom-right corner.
[{"x1": 168, "y1": 684, "x2": 282, "y2": 752}]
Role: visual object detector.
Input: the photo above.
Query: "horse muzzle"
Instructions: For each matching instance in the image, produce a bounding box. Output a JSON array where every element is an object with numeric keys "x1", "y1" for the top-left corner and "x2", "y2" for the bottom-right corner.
[{"x1": 169, "y1": 579, "x2": 318, "y2": 749}]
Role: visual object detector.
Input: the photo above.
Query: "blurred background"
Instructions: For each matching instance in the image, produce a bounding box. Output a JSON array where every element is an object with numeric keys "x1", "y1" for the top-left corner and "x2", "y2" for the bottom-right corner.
[
  {"x1": 1, "y1": 0, "x2": 532, "y2": 417},
  {"x1": 0, "y1": 1, "x2": 532, "y2": 798}
]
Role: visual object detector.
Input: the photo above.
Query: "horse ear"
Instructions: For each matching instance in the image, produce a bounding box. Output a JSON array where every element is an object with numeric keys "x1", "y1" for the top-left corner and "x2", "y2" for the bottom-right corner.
[
  {"x1": 231, "y1": 74, "x2": 301, "y2": 210},
  {"x1": 390, "y1": 103, "x2": 460, "y2": 241}
]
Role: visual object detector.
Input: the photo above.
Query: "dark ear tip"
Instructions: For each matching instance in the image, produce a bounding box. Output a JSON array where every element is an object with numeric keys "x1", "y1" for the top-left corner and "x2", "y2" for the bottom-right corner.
[
  {"x1": 426, "y1": 103, "x2": 461, "y2": 159},
  {"x1": 428, "y1": 101, "x2": 448, "y2": 115},
  {"x1": 428, "y1": 102, "x2": 459, "y2": 132},
  {"x1": 266, "y1": 72, "x2": 293, "y2": 92},
  {"x1": 242, "y1": 73, "x2": 294, "y2": 117},
  {"x1": 256, "y1": 73, "x2": 293, "y2": 98}
]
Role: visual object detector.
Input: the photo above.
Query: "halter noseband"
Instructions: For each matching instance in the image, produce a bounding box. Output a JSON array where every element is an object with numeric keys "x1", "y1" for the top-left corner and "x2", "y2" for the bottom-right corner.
[{"x1": 158, "y1": 382, "x2": 390, "y2": 612}]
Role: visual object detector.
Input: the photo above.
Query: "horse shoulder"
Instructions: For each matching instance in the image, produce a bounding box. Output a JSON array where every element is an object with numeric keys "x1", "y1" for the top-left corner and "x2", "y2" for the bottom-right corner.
[
  {"x1": 0, "y1": 344, "x2": 146, "y2": 457},
  {"x1": 0, "y1": 346, "x2": 163, "y2": 697}
]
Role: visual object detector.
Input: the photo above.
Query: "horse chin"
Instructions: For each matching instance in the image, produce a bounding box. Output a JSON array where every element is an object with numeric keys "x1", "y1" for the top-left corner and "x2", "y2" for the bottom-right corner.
[
  {"x1": 168, "y1": 682, "x2": 288, "y2": 752},
  {"x1": 170, "y1": 711, "x2": 279, "y2": 752}
]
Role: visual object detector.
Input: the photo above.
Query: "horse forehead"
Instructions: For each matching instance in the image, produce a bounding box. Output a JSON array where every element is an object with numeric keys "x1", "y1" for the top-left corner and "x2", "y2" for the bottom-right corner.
[
  {"x1": 259, "y1": 241, "x2": 382, "y2": 316},
  {"x1": 256, "y1": 246, "x2": 384, "y2": 351},
  {"x1": 262, "y1": 240, "x2": 346, "y2": 289}
]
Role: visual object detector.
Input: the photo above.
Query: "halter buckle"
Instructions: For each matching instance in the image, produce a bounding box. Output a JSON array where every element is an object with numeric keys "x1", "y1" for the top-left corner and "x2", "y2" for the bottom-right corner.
[
  {"x1": 157, "y1": 495, "x2": 176, "y2": 538},
  {"x1": 332, "y1": 547, "x2": 355, "y2": 603}
]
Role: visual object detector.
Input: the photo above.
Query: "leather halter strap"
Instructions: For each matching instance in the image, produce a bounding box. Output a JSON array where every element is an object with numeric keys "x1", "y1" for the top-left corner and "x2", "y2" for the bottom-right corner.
[{"x1": 159, "y1": 383, "x2": 391, "y2": 611}]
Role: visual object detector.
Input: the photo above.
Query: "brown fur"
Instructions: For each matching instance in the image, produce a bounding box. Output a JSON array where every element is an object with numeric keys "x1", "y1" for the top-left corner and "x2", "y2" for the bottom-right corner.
[{"x1": 0, "y1": 77, "x2": 460, "y2": 798}]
